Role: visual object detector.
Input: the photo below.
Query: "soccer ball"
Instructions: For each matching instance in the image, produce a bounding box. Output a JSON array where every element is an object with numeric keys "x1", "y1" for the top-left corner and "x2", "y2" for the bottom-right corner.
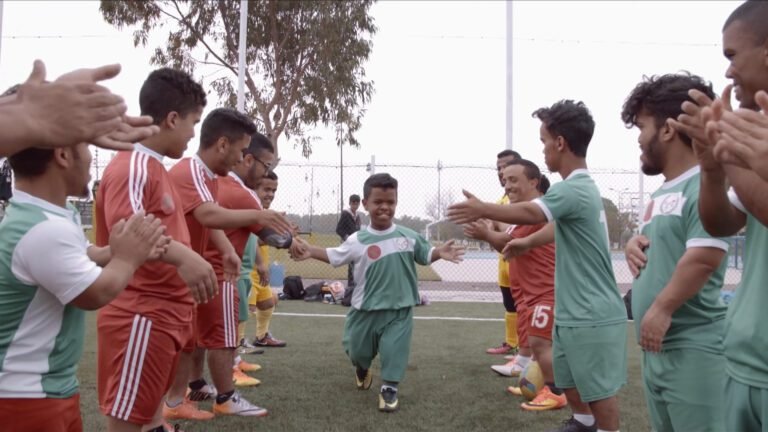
[{"x1": 517, "y1": 361, "x2": 544, "y2": 401}]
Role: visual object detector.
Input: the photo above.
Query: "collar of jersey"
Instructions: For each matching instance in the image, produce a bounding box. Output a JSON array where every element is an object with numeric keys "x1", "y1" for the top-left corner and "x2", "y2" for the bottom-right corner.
[
  {"x1": 227, "y1": 172, "x2": 262, "y2": 206},
  {"x1": 660, "y1": 165, "x2": 699, "y2": 190},
  {"x1": 367, "y1": 224, "x2": 396, "y2": 235},
  {"x1": 194, "y1": 155, "x2": 216, "y2": 179},
  {"x1": 565, "y1": 168, "x2": 590, "y2": 180},
  {"x1": 10, "y1": 189, "x2": 74, "y2": 217},
  {"x1": 134, "y1": 143, "x2": 164, "y2": 162}
]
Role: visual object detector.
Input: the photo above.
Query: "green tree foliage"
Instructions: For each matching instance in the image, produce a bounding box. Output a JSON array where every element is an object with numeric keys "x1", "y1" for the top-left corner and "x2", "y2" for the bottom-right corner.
[
  {"x1": 602, "y1": 197, "x2": 636, "y2": 248},
  {"x1": 100, "y1": 0, "x2": 377, "y2": 157}
]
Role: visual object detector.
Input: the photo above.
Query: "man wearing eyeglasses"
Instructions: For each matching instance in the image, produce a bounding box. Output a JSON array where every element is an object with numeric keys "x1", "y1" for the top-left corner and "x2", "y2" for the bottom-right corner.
[{"x1": 164, "y1": 109, "x2": 294, "y2": 420}]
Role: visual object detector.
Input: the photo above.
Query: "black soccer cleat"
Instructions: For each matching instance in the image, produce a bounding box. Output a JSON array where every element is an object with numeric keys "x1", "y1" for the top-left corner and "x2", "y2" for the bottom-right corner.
[
  {"x1": 378, "y1": 387, "x2": 399, "y2": 412},
  {"x1": 547, "y1": 416, "x2": 597, "y2": 432}
]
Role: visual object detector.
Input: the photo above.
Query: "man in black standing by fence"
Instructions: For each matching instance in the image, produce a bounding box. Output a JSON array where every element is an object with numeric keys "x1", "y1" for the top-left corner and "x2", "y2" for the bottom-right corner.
[{"x1": 337, "y1": 194, "x2": 362, "y2": 305}]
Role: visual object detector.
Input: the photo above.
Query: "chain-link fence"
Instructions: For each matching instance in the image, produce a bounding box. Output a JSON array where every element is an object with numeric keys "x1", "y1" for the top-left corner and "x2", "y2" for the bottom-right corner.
[{"x1": 71, "y1": 157, "x2": 744, "y2": 303}]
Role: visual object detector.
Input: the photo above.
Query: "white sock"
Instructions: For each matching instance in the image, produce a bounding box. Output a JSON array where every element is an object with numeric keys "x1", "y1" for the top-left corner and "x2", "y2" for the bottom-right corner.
[
  {"x1": 516, "y1": 355, "x2": 531, "y2": 368},
  {"x1": 233, "y1": 355, "x2": 242, "y2": 367},
  {"x1": 574, "y1": 414, "x2": 595, "y2": 426}
]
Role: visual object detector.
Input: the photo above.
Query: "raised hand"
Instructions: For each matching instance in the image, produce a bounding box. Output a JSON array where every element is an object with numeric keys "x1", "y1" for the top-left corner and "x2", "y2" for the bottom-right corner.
[
  {"x1": 624, "y1": 234, "x2": 650, "y2": 278},
  {"x1": 92, "y1": 115, "x2": 160, "y2": 152},
  {"x1": 463, "y1": 220, "x2": 490, "y2": 241},
  {"x1": 109, "y1": 212, "x2": 166, "y2": 268},
  {"x1": 148, "y1": 235, "x2": 172, "y2": 261},
  {"x1": 16, "y1": 60, "x2": 125, "y2": 148},
  {"x1": 501, "y1": 237, "x2": 530, "y2": 260},
  {"x1": 712, "y1": 90, "x2": 768, "y2": 180},
  {"x1": 446, "y1": 190, "x2": 485, "y2": 225},
  {"x1": 55, "y1": 63, "x2": 160, "y2": 150},
  {"x1": 289, "y1": 237, "x2": 308, "y2": 258},
  {"x1": 669, "y1": 86, "x2": 732, "y2": 173},
  {"x1": 255, "y1": 209, "x2": 293, "y2": 236},
  {"x1": 289, "y1": 237, "x2": 312, "y2": 261},
  {"x1": 437, "y1": 239, "x2": 465, "y2": 264}
]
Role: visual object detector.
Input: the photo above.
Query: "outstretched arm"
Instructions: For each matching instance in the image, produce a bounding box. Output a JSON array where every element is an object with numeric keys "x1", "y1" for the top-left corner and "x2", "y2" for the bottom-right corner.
[
  {"x1": 463, "y1": 220, "x2": 511, "y2": 253},
  {"x1": 447, "y1": 190, "x2": 548, "y2": 226},
  {"x1": 291, "y1": 242, "x2": 330, "y2": 264},
  {"x1": 193, "y1": 202, "x2": 292, "y2": 234},
  {"x1": 501, "y1": 222, "x2": 555, "y2": 260},
  {"x1": 430, "y1": 239, "x2": 465, "y2": 263}
]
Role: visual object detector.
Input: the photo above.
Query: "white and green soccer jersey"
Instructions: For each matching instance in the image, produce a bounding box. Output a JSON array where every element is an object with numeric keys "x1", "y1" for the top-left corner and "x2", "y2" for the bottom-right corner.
[
  {"x1": 533, "y1": 169, "x2": 626, "y2": 326},
  {"x1": 632, "y1": 167, "x2": 728, "y2": 352},
  {"x1": 725, "y1": 189, "x2": 768, "y2": 388},
  {"x1": 326, "y1": 224, "x2": 434, "y2": 311},
  {"x1": 241, "y1": 234, "x2": 257, "y2": 280},
  {"x1": 0, "y1": 190, "x2": 101, "y2": 398}
]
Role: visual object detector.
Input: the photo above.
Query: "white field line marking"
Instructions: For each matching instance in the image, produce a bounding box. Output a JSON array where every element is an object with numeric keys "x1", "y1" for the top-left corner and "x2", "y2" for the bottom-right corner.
[
  {"x1": 275, "y1": 312, "x2": 635, "y2": 324},
  {"x1": 274, "y1": 312, "x2": 504, "y2": 322}
]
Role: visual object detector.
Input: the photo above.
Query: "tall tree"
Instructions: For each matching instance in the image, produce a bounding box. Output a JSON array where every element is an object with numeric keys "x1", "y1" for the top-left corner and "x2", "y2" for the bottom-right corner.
[
  {"x1": 100, "y1": 0, "x2": 376, "y2": 158},
  {"x1": 425, "y1": 189, "x2": 456, "y2": 222},
  {"x1": 602, "y1": 197, "x2": 624, "y2": 248}
]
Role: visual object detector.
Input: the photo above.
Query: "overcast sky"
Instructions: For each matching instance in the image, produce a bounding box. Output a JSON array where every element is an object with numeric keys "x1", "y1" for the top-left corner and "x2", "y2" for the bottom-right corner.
[{"x1": 0, "y1": 0, "x2": 742, "y2": 218}]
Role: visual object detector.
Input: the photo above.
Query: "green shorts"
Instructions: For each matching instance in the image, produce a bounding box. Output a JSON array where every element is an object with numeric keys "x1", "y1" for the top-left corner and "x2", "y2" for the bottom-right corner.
[
  {"x1": 725, "y1": 375, "x2": 768, "y2": 432},
  {"x1": 643, "y1": 348, "x2": 725, "y2": 432},
  {"x1": 343, "y1": 307, "x2": 414, "y2": 383},
  {"x1": 237, "y1": 278, "x2": 251, "y2": 322},
  {"x1": 552, "y1": 323, "x2": 627, "y2": 402}
]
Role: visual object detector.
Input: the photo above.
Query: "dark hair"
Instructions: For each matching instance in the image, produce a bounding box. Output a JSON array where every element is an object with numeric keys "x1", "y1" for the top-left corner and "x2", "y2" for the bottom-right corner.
[
  {"x1": 363, "y1": 173, "x2": 398, "y2": 200},
  {"x1": 724, "y1": 0, "x2": 768, "y2": 44},
  {"x1": 3, "y1": 84, "x2": 54, "y2": 177},
  {"x1": 349, "y1": 194, "x2": 361, "y2": 203},
  {"x1": 243, "y1": 132, "x2": 274, "y2": 157},
  {"x1": 199, "y1": 108, "x2": 257, "y2": 149},
  {"x1": 621, "y1": 73, "x2": 715, "y2": 147},
  {"x1": 497, "y1": 149, "x2": 521, "y2": 160},
  {"x1": 532, "y1": 100, "x2": 595, "y2": 158},
  {"x1": 509, "y1": 159, "x2": 550, "y2": 194},
  {"x1": 263, "y1": 171, "x2": 278, "y2": 181},
  {"x1": 139, "y1": 68, "x2": 207, "y2": 125}
]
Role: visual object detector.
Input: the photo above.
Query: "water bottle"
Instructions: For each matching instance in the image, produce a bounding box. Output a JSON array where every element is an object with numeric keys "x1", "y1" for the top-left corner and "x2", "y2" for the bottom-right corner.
[{"x1": 269, "y1": 261, "x2": 285, "y2": 290}]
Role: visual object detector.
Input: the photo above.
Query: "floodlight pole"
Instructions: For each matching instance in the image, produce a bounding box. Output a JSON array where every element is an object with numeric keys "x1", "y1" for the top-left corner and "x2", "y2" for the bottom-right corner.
[
  {"x1": 505, "y1": 0, "x2": 513, "y2": 150},
  {"x1": 340, "y1": 139, "x2": 344, "y2": 216},
  {"x1": 236, "y1": 0, "x2": 248, "y2": 112},
  {"x1": 0, "y1": 1, "x2": 5, "y2": 69}
]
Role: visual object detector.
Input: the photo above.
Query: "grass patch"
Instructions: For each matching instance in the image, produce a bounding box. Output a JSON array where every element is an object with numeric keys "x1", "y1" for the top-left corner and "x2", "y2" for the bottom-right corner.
[{"x1": 78, "y1": 301, "x2": 649, "y2": 431}]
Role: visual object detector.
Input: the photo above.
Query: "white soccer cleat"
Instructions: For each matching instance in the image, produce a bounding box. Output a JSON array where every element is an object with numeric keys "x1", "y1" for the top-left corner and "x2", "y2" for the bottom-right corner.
[
  {"x1": 491, "y1": 359, "x2": 524, "y2": 377},
  {"x1": 214, "y1": 392, "x2": 268, "y2": 417}
]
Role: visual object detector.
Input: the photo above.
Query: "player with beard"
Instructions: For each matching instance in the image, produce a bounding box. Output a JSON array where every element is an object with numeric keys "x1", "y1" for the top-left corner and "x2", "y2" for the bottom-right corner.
[{"x1": 623, "y1": 73, "x2": 730, "y2": 432}]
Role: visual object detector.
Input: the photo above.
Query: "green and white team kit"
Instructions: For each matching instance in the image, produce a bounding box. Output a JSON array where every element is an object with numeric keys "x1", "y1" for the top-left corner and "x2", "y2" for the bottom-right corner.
[
  {"x1": 327, "y1": 224, "x2": 433, "y2": 311},
  {"x1": 0, "y1": 190, "x2": 101, "y2": 398}
]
